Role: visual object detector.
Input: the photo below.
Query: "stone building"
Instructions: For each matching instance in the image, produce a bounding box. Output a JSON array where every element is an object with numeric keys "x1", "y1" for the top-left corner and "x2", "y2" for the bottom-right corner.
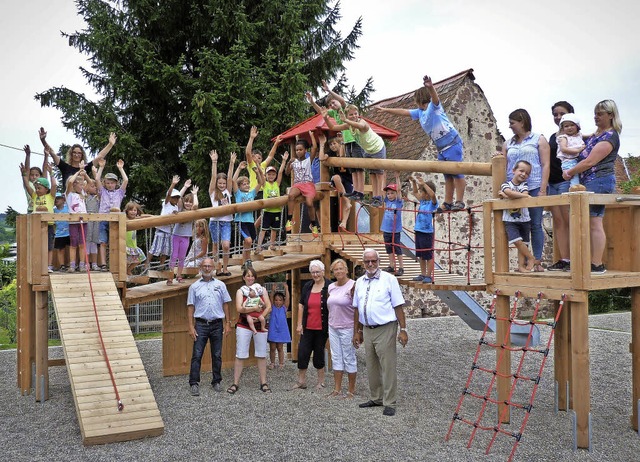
[{"x1": 365, "y1": 69, "x2": 520, "y2": 317}]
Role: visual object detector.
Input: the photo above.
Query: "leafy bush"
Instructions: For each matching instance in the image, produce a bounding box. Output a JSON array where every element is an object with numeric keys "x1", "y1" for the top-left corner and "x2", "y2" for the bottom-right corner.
[{"x1": 0, "y1": 280, "x2": 17, "y2": 344}]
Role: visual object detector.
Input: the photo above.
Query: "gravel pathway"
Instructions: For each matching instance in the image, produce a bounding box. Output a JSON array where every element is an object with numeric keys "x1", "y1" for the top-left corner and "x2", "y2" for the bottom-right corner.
[{"x1": 1, "y1": 313, "x2": 639, "y2": 461}]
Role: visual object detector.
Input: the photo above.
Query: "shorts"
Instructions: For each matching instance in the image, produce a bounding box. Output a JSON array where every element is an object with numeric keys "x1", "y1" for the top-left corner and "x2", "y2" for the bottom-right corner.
[
  {"x1": 547, "y1": 180, "x2": 570, "y2": 195},
  {"x1": 54, "y1": 235, "x2": 70, "y2": 250},
  {"x1": 99, "y1": 221, "x2": 109, "y2": 244},
  {"x1": 126, "y1": 247, "x2": 146, "y2": 265},
  {"x1": 415, "y1": 231, "x2": 434, "y2": 260},
  {"x1": 149, "y1": 229, "x2": 172, "y2": 256},
  {"x1": 261, "y1": 211, "x2": 281, "y2": 231},
  {"x1": 69, "y1": 223, "x2": 87, "y2": 247},
  {"x1": 344, "y1": 141, "x2": 364, "y2": 172},
  {"x1": 505, "y1": 221, "x2": 531, "y2": 245},
  {"x1": 235, "y1": 326, "x2": 268, "y2": 359},
  {"x1": 209, "y1": 220, "x2": 231, "y2": 243},
  {"x1": 328, "y1": 326, "x2": 357, "y2": 373},
  {"x1": 292, "y1": 182, "x2": 317, "y2": 199},
  {"x1": 331, "y1": 172, "x2": 354, "y2": 194},
  {"x1": 364, "y1": 144, "x2": 386, "y2": 174},
  {"x1": 256, "y1": 190, "x2": 264, "y2": 201},
  {"x1": 583, "y1": 174, "x2": 616, "y2": 217},
  {"x1": 437, "y1": 139, "x2": 465, "y2": 180},
  {"x1": 384, "y1": 232, "x2": 403, "y2": 255},
  {"x1": 239, "y1": 222, "x2": 257, "y2": 241},
  {"x1": 47, "y1": 225, "x2": 55, "y2": 251}
]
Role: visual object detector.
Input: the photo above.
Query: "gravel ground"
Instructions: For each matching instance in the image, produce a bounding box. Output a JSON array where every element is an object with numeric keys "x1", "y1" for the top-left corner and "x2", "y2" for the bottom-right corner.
[{"x1": 1, "y1": 313, "x2": 639, "y2": 461}]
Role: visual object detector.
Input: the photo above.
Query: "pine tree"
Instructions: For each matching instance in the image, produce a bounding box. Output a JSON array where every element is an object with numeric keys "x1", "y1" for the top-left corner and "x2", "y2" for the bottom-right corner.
[{"x1": 36, "y1": 0, "x2": 369, "y2": 210}]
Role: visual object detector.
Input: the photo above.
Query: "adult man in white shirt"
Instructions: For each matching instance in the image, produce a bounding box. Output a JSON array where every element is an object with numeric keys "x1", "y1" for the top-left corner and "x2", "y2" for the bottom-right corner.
[{"x1": 353, "y1": 248, "x2": 407, "y2": 416}]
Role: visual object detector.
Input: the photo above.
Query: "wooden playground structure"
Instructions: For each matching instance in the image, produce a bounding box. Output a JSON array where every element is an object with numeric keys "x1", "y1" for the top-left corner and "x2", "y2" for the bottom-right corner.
[{"x1": 15, "y1": 154, "x2": 640, "y2": 451}]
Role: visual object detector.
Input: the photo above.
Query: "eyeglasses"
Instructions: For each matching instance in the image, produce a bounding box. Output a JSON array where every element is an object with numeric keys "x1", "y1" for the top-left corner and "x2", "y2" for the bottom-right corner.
[
  {"x1": 311, "y1": 271, "x2": 322, "y2": 275},
  {"x1": 363, "y1": 259, "x2": 378, "y2": 264}
]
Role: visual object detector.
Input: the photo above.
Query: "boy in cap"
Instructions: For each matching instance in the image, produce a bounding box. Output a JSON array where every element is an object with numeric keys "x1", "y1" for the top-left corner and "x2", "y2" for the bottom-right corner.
[
  {"x1": 24, "y1": 166, "x2": 57, "y2": 272},
  {"x1": 256, "y1": 154, "x2": 288, "y2": 253},
  {"x1": 557, "y1": 113, "x2": 585, "y2": 188},
  {"x1": 95, "y1": 159, "x2": 129, "y2": 270},
  {"x1": 381, "y1": 172, "x2": 405, "y2": 276}
]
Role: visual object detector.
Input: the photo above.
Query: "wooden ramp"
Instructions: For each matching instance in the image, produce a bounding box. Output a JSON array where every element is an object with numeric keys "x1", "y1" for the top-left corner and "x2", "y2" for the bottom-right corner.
[
  {"x1": 49, "y1": 273, "x2": 164, "y2": 445},
  {"x1": 328, "y1": 239, "x2": 485, "y2": 291}
]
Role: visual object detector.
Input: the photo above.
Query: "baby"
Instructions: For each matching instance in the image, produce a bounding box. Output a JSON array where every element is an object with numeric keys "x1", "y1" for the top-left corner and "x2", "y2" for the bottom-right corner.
[{"x1": 241, "y1": 283, "x2": 266, "y2": 333}]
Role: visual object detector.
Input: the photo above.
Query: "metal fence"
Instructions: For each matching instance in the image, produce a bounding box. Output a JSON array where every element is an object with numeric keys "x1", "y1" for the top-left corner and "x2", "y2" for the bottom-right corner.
[{"x1": 48, "y1": 297, "x2": 163, "y2": 340}]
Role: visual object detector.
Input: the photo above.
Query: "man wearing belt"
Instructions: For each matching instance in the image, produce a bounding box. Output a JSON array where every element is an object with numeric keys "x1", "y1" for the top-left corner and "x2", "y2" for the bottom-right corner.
[
  {"x1": 353, "y1": 248, "x2": 407, "y2": 416},
  {"x1": 188, "y1": 258, "x2": 232, "y2": 396}
]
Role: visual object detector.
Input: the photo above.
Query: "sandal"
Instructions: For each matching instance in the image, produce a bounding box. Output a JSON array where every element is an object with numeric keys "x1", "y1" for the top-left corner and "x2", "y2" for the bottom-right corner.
[
  {"x1": 218, "y1": 271, "x2": 232, "y2": 277},
  {"x1": 166, "y1": 278, "x2": 173, "y2": 285},
  {"x1": 343, "y1": 391, "x2": 355, "y2": 400},
  {"x1": 289, "y1": 382, "x2": 307, "y2": 390},
  {"x1": 326, "y1": 390, "x2": 342, "y2": 398},
  {"x1": 316, "y1": 382, "x2": 326, "y2": 390},
  {"x1": 395, "y1": 267, "x2": 405, "y2": 276},
  {"x1": 99, "y1": 264, "x2": 109, "y2": 272},
  {"x1": 260, "y1": 383, "x2": 272, "y2": 393},
  {"x1": 533, "y1": 263, "x2": 545, "y2": 272},
  {"x1": 227, "y1": 384, "x2": 239, "y2": 394},
  {"x1": 176, "y1": 277, "x2": 185, "y2": 283},
  {"x1": 268, "y1": 363, "x2": 275, "y2": 370}
]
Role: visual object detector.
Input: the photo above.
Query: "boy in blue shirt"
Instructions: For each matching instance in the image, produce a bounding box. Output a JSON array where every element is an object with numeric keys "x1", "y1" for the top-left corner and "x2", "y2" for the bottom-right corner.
[
  {"x1": 410, "y1": 174, "x2": 439, "y2": 283},
  {"x1": 233, "y1": 161, "x2": 265, "y2": 269},
  {"x1": 53, "y1": 192, "x2": 70, "y2": 271},
  {"x1": 381, "y1": 173, "x2": 405, "y2": 276}
]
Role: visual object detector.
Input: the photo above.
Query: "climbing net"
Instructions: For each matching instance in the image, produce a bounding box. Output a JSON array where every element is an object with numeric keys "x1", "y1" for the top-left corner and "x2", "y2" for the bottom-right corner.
[{"x1": 445, "y1": 291, "x2": 566, "y2": 461}]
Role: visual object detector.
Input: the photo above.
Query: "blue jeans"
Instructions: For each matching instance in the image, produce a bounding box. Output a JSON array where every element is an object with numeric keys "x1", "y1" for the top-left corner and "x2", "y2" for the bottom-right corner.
[
  {"x1": 584, "y1": 175, "x2": 616, "y2": 217},
  {"x1": 528, "y1": 187, "x2": 544, "y2": 261},
  {"x1": 189, "y1": 319, "x2": 223, "y2": 386}
]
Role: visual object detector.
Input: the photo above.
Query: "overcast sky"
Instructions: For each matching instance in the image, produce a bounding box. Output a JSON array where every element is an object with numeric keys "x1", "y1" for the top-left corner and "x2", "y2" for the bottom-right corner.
[{"x1": 2, "y1": 0, "x2": 639, "y2": 214}]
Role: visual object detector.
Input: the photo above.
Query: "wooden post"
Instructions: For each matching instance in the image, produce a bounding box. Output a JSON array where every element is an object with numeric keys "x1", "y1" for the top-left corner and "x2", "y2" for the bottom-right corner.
[
  {"x1": 630, "y1": 204, "x2": 640, "y2": 430},
  {"x1": 554, "y1": 299, "x2": 572, "y2": 411},
  {"x1": 569, "y1": 192, "x2": 590, "y2": 290},
  {"x1": 35, "y1": 291, "x2": 49, "y2": 402},
  {"x1": 570, "y1": 300, "x2": 591, "y2": 448},
  {"x1": 490, "y1": 155, "x2": 511, "y2": 422},
  {"x1": 16, "y1": 215, "x2": 35, "y2": 394},
  {"x1": 290, "y1": 268, "x2": 301, "y2": 360}
]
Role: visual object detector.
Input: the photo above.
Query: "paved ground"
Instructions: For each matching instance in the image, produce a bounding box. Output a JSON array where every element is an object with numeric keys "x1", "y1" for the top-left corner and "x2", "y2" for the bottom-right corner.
[{"x1": 1, "y1": 312, "x2": 639, "y2": 461}]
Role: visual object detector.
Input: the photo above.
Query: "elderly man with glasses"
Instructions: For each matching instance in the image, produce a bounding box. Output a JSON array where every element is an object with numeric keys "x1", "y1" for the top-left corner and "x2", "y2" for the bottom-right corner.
[{"x1": 353, "y1": 248, "x2": 407, "y2": 416}]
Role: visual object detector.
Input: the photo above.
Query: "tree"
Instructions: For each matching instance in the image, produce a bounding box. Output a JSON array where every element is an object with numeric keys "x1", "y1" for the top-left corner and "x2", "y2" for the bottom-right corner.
[
  {"x1": 36, "y1": 0, "x2": 369, "y2": 212},
  {"x1": 4, "y1": 207, "x2": 18, "y2": 228}
]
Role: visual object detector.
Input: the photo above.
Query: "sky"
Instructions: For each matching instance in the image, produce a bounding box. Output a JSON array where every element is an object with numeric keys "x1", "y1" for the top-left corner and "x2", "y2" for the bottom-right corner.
[{"x1": 2, "y1": 0, "x2": 640, "y2": 214}]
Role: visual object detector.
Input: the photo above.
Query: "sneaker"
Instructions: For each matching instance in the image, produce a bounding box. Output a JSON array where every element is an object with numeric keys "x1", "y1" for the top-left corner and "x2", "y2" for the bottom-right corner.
[
  {"x1": 451, "y1": 201, "x2": 466, "y2": 211},
  {"x1": 91, "y1": 263, "x2": 100, "y2": 271},
  {"x1": 343, "y1": 190, "x2": 358, "y2": 198},
  {"x1": 190, "y1": 383, "x2": 200, "y2": 396},
  {"x1": 68, "y1": 266, "x2": 76, "y2": 273},
  {"x1": 395, "y1": 267, "x2": 405, "y2": 277},
  {"x1": 422, "y1": 276, "x2": 433, "y2": 283},
  {"x1": 548, "y1": 260, "x2": 569, "y2": 272},
  {"x1": 354, "y1": 191, "x2": 366, "y2": 201},
  {"x1": 212, "y1": 382, "x2": 222, "y2": 392},
  {"x1": 591, "y1": 263, "x2": 606, "y2": 274},
  {"x1": 78, "y1": 264, "x2": 86, "y2": 272},
  {"x1": 285, "y1": 220, "x2": 294, "y2": 232},
  {"x1": 48, "y1": 266, "x2": 54, "y2": 273},
  {"x1": 369, "y1": 196, "x2": 383, "y2": 208},
  {"x1": 99, "y1": 264, "x2": 109, "y2": 272},
  {"x1": 310, "y1": 224, "x2": 320, "y2": 238},
  {"x1": 383, "y1": 266, "x2": 395, "y2": 273},
  {"x1": 437, "y1": 202, "x2": 452, "y2": 213},
  {"x1": 412, "y1": 275, "x2": 425, "y2": 282},
  {"x1": 242, "y1": 260, "x2": 253, "y2": 271}
]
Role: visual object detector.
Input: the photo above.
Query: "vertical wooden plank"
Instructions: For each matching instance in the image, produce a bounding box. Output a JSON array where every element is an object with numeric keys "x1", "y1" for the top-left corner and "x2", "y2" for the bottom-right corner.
[
  {"x1": 496, "y1": 294, "x2": 511, "y2": 422},
  {"x1": 570, "y1": 300, "x2": 590, "y2": 448},
  {"x1": 569, "y1": 193, "x2": 589, "y2": 290},
  {"x1": 28, "y1": 214, "x2": 43, "y2": 285},
  {"x1": 16, "y1": 215, "x2": 35, "y2": 394},
  {"x1": 483, "y1": 202, "x2": 494, "y2": 285},
  {"x1": 553, "y1": 299, "x2": 571, "y2": 410},
  {"x1": 34, "y1": 291, "x2": 49, "y2": 402},
  {"x1": 630, "y1": 204, "x2": 640, "y2": 429},
  {"x1": 162, "y1": 294, "x2": 201, "y2": 377},
  {"x1": 291, "y1": 268, "x2": 301, "y2": 360}
]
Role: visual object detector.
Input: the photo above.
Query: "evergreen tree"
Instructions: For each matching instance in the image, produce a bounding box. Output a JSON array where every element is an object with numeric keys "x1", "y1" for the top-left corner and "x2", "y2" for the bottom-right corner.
[{"x1": 36, "y1": 0, "x2": 368, "y2": 211}]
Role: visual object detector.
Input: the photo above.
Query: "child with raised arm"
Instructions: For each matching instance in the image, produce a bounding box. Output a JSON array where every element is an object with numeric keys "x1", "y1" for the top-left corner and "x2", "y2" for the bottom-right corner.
[
  {"x1": 232, "y1": 158, "x2": 265, "y2": 269},
  {"x1": 245, "y1": 126, "x2": 281, "y2": 195},
  {"x1": 268, "y1": 284, "x2": 291, "y2": 369},
  {"x1": 556, "y1": 114, "x2": 585, "y2": 188},
  {"x1": 185, "y1": 218, "x2": 210, "y2": 268},
  {"x1": 377, "y1": 74, "x2": 466, "y2": 211},
  {"x1": 499, "y1": 160, "x2": 535, "y2": 273},
  {"x1": 124, "y1": 201, "x2": 147, "y2": 276},
  {"x1": 321, "y1": 105, "x2": 386, "y2": 208},
  {"x1": 95, "y1": 158, "x2": 128, "y2": 271},
  {"x1": 208, "y1": 150, "x2": 235, "y2": 277},
  {"x1": 410, "y1": 174, "x2": 439, "y2": 283},
  {"x1": 53, "y1": 193, "x2": 70, "y2": 271},
  {"x1": 84, "y1": 176, "x2": 101, "y2": 271},
  {"x1": 25, "y1": 161, "x2": 57, "y2": 272},
  {"x1": 256, "y1": 152, "x2": 288, "y2": 252},
  {"x1": 146, "y1": 175, "x2": 183, "y2": 270},
  {"x1": 167, "y1": 182, "x2": 198, "y2": 285},
  {"x1": 285, "y1": 131, "x2": 320, "y2": 236},
  {"x1": 66, "y1": 164, "x2": 91, "y2": 273},
  {"x1": 381, "y1": 172, "x2": 405, "y2": 276},
  {"x1": 20, "y1": 144, "x2": 48, "y2": 213},
  {"x1": 241, "y1": 284, "x2": 267, "y2": 334},
  {"x1": 308, "y1": 86, "x2": 366, "y2": 199},
  {"x1": 318, "y1": 133, "x2": 353, "y2": 230}
]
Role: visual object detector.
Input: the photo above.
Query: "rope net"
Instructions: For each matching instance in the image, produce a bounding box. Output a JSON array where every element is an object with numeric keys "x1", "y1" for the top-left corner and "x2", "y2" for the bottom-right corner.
[{"x1": 444, "y1": 291, "x2": 566, "y2": 461}]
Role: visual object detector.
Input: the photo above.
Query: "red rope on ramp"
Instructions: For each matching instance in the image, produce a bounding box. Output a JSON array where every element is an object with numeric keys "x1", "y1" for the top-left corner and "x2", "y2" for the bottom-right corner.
[{"x1": 79, "y1": 218, "x2": 124, "y2": 412}]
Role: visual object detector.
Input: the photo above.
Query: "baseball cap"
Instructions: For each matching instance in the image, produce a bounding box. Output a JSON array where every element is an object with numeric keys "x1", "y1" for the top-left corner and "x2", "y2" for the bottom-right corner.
[
  {"x1": 265, "y1": 166, "x2": 277, "y2": 174},
  {"x1": 104, "y1": 173, "x2": 118, "y2": 181},
  {"x1": 170, "y1": 189, "x2": 182, "y2": 197},
  {"x1": 55, "y1": 192, "x2": 65, "y2": 198},
  {"x1": 559, "y1": 113, "x2": 580, "y2": 129},
  {"x1": 35, "y1": 177, "x2": 50, "y2": 189},
  {"x1": 384, "y1": 183, "x2": 398, "y2": 192}
]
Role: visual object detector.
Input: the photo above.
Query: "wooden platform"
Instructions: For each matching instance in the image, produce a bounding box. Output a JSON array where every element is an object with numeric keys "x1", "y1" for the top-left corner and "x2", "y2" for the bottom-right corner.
[
  {"x1": 125, "y1": 253, "x2": 321, "y2": 306},
  {"x1": 328, "y1": 237, "x2": 485, "y2": 291},
  {"x1": 49, "y1": 273, "x2": 164, "y2": 445}
]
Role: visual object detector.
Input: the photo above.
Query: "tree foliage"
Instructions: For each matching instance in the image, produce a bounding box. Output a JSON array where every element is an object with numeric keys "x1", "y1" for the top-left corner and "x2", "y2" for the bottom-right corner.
[{"x1": 36, "y1": 0, "x2": 369, "y2": 212}]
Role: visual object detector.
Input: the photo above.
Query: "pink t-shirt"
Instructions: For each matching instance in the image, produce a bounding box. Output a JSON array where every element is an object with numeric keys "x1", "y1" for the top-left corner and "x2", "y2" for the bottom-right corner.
[
  {"x1": 66, "y1": 191, "x2": 87, "y2": 214},
  {"x1": 327, "y1": 279, "x2": 355, "y2": 329}
]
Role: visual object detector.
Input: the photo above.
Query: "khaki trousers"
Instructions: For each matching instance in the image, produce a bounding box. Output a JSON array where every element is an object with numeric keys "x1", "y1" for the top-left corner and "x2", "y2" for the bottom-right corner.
[{"x1": 363, "y1": 321, "x2": 397, "y2": 406}]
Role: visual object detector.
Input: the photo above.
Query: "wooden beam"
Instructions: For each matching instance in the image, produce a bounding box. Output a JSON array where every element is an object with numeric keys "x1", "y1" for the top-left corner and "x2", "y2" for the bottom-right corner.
[{"x1": 324, "y1": 157, "x2": 493, "y2": 176}]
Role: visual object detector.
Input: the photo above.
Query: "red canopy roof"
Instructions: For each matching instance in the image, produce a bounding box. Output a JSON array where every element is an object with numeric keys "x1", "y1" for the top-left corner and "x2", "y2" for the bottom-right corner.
[{"x1": 272, "y1": 113, "x2": 400, "y2": 144}]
